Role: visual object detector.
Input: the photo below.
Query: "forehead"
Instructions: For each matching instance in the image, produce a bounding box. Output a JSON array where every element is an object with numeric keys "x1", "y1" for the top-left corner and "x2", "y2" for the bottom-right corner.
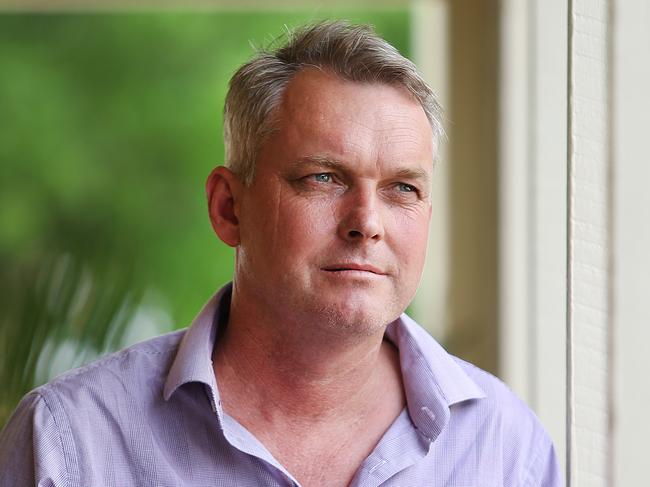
[{"x1": 261, "y1": 69, "x2": 434, "y2": 174}]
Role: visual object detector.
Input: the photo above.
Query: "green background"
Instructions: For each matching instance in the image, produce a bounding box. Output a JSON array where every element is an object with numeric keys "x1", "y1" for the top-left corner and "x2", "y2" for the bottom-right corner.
[{"x1": 0, "y1": 10, "x2": 410, "y2": 426}]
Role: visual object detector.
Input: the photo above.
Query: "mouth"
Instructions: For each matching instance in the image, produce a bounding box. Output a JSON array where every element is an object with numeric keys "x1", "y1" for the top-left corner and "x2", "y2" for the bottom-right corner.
[{"x1": 322, "y1": 263, "x2": 386, "y2": 275}]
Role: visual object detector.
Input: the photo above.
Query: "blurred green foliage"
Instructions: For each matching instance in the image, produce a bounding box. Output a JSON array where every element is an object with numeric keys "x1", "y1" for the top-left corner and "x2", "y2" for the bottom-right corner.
[{"x1": 0, "y1": 10, "x2": 410, "y2": 426}]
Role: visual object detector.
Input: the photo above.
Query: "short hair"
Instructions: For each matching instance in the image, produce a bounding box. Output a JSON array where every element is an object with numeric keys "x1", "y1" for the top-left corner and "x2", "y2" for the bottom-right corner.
[{"x1": 223, "y1": 20, "x2": 444, "y2": 186}]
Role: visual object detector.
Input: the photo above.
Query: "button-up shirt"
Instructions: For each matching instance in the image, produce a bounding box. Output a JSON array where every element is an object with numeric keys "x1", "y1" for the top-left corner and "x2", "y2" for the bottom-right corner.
[{"x1": 0, "y1": 284, "x2": 561, "y2": 486}]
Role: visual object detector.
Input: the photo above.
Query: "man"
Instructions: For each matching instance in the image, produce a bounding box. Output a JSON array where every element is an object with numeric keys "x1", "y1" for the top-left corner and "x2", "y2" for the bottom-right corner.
[{"x1": 0, "y1": 21, "x2": 560, "y2": 486}]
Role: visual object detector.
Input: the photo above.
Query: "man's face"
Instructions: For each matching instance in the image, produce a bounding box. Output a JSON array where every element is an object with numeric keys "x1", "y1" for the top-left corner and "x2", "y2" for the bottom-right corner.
[{"x1": 234, "y1": 69, "x2": 434, "y2": 336}]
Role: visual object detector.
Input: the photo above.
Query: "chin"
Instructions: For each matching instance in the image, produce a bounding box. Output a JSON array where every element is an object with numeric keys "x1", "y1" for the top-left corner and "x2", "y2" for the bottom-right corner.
[{"x1": 310, "y1": 296, "x2": 403, "y2": 338}]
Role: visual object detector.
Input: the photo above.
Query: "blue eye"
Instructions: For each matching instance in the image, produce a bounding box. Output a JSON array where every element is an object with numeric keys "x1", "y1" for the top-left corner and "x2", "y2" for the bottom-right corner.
[
  {"x1": 397, "y1": 183, "x2": 416, "y2": 192},
  {"x1": 313, "y1": 173, "x2": 332, "y2": 183}
]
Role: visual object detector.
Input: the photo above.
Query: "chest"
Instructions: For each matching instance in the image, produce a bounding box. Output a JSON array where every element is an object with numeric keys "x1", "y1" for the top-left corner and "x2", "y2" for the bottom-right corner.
[{"x1": 263, "y1": 431, "x2": 378, "y2": 487}]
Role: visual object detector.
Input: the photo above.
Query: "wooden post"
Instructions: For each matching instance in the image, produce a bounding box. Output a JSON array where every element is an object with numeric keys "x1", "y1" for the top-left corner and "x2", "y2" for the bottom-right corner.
[{"x1": 567, "y1": 0, "x2": 611, "y2": 485}]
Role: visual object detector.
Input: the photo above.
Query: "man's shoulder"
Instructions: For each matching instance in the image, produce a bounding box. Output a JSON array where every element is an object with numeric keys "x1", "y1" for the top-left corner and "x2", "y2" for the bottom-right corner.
[
  {"x1": 0, "y1": 329, "x2": 192, "y2": 485},
  {"x1": 33, "y1": 329, "x2": 187, "y2": 409}
]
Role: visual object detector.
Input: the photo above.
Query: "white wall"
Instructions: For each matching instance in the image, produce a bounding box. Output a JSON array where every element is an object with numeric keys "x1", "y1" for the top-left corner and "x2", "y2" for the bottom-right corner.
[{"x1": 612, "y1": 1, "x2": 650, "y2": 485}]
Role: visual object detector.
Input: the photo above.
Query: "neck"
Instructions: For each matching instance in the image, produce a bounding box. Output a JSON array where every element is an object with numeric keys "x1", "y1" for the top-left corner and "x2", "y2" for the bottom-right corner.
[{"x1": 212, "y1": 288, "x2": 403, "y2": 425}]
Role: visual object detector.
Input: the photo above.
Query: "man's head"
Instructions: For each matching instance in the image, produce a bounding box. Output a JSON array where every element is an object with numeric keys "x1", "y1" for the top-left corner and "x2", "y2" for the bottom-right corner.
[
  {"x1": 223, "y1": 20, "x2": 443, "y2": 186},
  {"x1": 208, "y1": 21, "x2": 441, "y2": 339}
]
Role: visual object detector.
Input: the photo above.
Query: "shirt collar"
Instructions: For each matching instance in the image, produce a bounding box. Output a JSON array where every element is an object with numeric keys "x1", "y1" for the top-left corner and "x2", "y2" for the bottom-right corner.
[
  {"x1": 163, "y1": 283, "x2": 486, "y2": 442},
  {"x1": 162, "y1": 283, "x2": 231, "y2": 403},
  {"x1": 385, "y1": 313, "x2": 486, "y2": 442}
]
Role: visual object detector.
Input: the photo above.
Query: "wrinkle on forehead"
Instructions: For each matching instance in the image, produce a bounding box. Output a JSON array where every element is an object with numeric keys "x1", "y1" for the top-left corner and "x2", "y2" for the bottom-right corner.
[
  {"x1": 269, "y1": 69, "x2": 434, "y2": 181},
  {"x1": 294, "y1": 117, "x2": 430, "y2": 171}
]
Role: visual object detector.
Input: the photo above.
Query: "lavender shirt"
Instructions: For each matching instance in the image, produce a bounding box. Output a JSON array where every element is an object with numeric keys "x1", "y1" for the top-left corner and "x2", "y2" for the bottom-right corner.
[{"x1": 0, "y1": 284, "x2": 561, "y2": 486}]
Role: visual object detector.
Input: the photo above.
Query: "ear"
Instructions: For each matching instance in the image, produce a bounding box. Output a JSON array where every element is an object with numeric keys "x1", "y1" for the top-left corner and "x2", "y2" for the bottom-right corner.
[{"x1": 206, "y1": 166, "x2": 242, "y2": 247}]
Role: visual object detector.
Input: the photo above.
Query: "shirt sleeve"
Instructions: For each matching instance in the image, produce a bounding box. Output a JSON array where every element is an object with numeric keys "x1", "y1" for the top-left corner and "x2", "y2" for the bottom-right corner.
[{"x1": 0, "y1": 392, "x2": 70, "y2": 487}]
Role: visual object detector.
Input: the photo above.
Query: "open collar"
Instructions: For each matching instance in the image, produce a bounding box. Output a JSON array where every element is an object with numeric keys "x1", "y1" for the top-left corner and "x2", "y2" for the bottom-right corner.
[{"x1": 163, "y1": 282, "x2": 486, "y2": 443}]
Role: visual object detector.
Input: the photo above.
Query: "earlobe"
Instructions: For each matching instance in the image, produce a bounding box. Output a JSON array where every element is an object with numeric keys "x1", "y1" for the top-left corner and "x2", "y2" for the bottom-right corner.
[{"x1": 206, "y1": 166, "x2": 241, "y2": 247}]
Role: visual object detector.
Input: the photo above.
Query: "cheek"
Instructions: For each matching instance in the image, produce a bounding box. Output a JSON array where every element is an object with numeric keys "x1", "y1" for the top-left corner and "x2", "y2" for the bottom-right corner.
[
  {"x1": 390, "y1": 211, "x2": 430, "y2": 263},
  {"x1": 276, "y1": 197, "x2": 337, "y2": 246}
]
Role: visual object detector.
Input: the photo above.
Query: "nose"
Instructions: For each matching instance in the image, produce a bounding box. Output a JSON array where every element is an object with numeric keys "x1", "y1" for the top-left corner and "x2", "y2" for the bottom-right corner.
[{"x1": 337, "y1": 186, "x2": 385, "y2": 242}]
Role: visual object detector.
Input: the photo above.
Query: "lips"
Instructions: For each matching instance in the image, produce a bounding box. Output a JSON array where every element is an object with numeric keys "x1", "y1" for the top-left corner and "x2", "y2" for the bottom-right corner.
[{"x1": 322, "y1": 263, "x2": 386, "y2": 275}]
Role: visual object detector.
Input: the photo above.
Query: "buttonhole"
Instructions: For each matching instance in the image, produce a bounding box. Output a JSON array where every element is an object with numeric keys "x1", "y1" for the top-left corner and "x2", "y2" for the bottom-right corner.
[
  {"x1": 369, "y1": 459, "x2": 387, "y2": 473},
  {"x1": 421, "y1": 406, "x2": 436, "y2": 421}
]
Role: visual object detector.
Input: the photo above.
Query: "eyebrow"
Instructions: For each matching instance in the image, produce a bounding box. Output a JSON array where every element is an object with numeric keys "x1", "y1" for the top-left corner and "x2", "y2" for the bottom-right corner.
[
  {"x1": 392, "y1": 167, "x2": 431, "y2": 185},
  {"x1": 290, "y1": 154, "x2": 431, "y2": 185},
  {"x1": 290, "y1": 155, "x2": 347, "y2": 172}
]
